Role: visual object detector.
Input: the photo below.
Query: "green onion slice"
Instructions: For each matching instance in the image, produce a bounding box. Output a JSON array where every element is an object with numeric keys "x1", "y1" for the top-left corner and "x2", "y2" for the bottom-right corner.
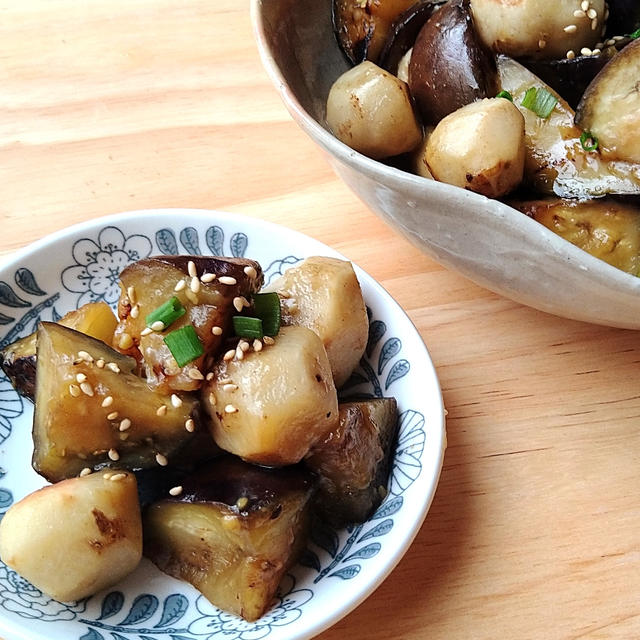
[
  {"x1": 521, "y1": 87, "x2": 558, "y2": 119},
  {"x1": 629, "y1": 28, "x2": 640, "y2": 39},
  {"x1": 496, "y1": 90, "x2": 513, "y2": 102},
  {"x1": 232, "y1": 316, "x2": 264, "y2": 339},
  {"x1": 145, "y1": 296, "x2": 186, "y2": 330},
  {"x1": 164, "y1": 325, "x2": 204, "y2": 367},
  {"x1": 252, "y1": 292, "x2": 281, "y2": 336},
  {"x1": 580, "y1": 130, "x2": 599, "y2": 152}
]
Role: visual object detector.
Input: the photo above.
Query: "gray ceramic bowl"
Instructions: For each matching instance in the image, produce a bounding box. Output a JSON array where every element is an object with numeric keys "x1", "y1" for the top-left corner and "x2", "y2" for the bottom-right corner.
[{"x1": 251, "y1": 0, "x2": 640, "y2": 329}]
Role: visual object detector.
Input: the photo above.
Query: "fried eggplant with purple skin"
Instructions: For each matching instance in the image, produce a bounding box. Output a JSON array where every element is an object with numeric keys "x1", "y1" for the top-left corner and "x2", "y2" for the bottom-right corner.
[
  {"x1": 1, "y1": 301, "x2": 117, "y2": 401},
  {"x1": 144, "y1": 456, "x2": 316, "y2": 622},
  {"x1": 511, "y1": 198, "x2": 640, "y2": 275},
  {"x1": 114, "y1": 256, "x2": 263, "y2": 393},
  {"x1": 33, "y1": 322, "x2": 201, "y2": 482},
  {"x1": 333, "y1": 0, "x2": 416, "y2": 65},
  {"x1": 408, "y1": 0, "x2": 498, "y2": 125},
  {"x1": 306, "y1": 397, "x2": 398, "y2": 527}
]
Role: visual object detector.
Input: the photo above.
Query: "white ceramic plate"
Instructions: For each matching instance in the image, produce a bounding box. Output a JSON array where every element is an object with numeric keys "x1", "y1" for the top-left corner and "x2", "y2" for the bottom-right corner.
[{"x1": 0, "y1": 209, "x2": 445, "y2": 640}]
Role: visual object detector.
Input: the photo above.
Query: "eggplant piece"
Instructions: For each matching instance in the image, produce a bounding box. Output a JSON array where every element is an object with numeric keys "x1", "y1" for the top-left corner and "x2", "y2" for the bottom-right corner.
[
  {"x1": 0, "y1": 301, "x2": 117, "y2": 401},
  {"x1": 263, "y1": 257, "x2": 369, "y2": 388},
  {"x1": 378, "y1": 0, "x2": 446, "y2": 75},
  {"x1": 604, "y1": 0, "x2": 640, "y2": 39},
  {"x1": 114, "y1": 256, "x2": 263, "y2": 393},
  {"x1": 333, "y1": 0, "x2": 416, "y2": 65},
  {"x1": 575, "y1": 38, "x2": 640, "y2": 164},
  {"x1": 33, "y1": 322, "x2": 201, "y2": 482},
  {"x1": 497, "y1": 55, "x2": 640, "y2": 198},
  {"x1": 306, "y1": 398, "x2": 398, "y2": 527},
  {"x1": 203, "y1": 326, "x2": 338, "y2": 466},
  {"x1": 144, "y1": 456, "x2": 315, "y2": 622},
  {"x1": 408, "y1": 0, "x2": 498, "y2": 125},
  {"x1": 510, "y1": 198, "x2": 640, "y2": 275},
  {"x1": 520, "y1": 48, "x2": 617, "y2": 110},
  {"x1": 0, "y1": 470, "x2": 142, "y2": 602}
]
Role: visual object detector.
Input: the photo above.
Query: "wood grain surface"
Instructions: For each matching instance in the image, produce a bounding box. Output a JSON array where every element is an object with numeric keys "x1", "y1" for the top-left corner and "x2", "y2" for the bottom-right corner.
[{"x1": 1, "y1": 2, "x2": 639, "y2": 639}]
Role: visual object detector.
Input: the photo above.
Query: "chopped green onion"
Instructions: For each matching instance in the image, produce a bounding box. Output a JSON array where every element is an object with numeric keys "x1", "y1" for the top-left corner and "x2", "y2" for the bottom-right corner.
[
  {"x1": 580, "y1": 130, "x2": 599, "y2": 152},
  {"x1": 629, "y1": 28, "x2": 640, "y2": 39},
  {"x1": 145, "y1": 297, "x2": 186, "y2": 330},
  {"x1": 252, "y1": 292, "x2": 281, "y2": 336},
  {"x1": 164, "y1": 325, "x2": 204, "y2": 367},
  {"x1": 496, "y1": 90, "x2": 513, "y2": 102},
  {"x1": 521, "y1": 87, "x2": 558, "y2": 119},
  {"x1": 232, "y1": 316, "x2": 264, "y2": 339}
]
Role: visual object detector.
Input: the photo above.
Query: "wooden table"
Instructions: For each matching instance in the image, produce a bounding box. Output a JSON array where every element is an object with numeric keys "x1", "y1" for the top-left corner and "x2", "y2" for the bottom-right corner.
[{"x1": 1, "y1": 2, "x2": 639, "y2": 639}]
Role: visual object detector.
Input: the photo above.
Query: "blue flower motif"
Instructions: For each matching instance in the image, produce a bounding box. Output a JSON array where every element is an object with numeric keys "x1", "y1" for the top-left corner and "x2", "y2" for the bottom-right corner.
[
  {"x1": 0, "y1": 375, "x2": 23, "y2": 445},
  {"x1": 0, "y1": 563, "x2": 86, "y2": 622},
  {"x1": 188, "y1": 575, "x2": 312, "y2": 639},
  {"x1": 61, "y1": 227, "x2": 152, "y2": 305}
]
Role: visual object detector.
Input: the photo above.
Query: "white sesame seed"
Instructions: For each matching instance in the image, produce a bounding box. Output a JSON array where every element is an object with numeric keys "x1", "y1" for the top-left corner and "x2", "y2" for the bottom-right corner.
[
  {"x1": 127, "y1": 286, "x2": 137, "y2": 304},
  {"x1": 253, "y1": 339, "x2": 263, "y2": 352},
  {"x1": 573, "y1": 9, "x2": 586, "y2": 17},
  {"x1": 581, "y1": 0, "x2": 589, "y2": 11},
  {"x1": 130, "y1": 304, "x2": 140, "y2": 319},
  {"x1": 233, "y1": 297, "x2": 244, "y2": 312},
  {"x1": 69, "y1": 384, "x2": 81, "y2": 397},
  {"x1": 185, "y1": 418, "x2": 195, "y2": 432},
  {"x1": 174, "y1": 279, "x2": 187, "y2": 292},
  {"x1": 263, "y1": 336, "x2": 275, "y2": 345},
  {"x1": 605, "y1": 38, "x2": 615, "y2": 46},
  {"x1": 591, "y1": 17, "x2": 598, "y2": 30},
  {"x1": 208, "y1": 392, "x2": 216, "y2": 406},
  {"x1": 156, "y1": 404, "x2": 168, "y2": 416},
  {"x1": 235, "y1": 347, "x2": 244, "y2": 361},
  {"x1": 108, "y1": 448, "x2": 120, "y2": 461},
  {"x1": 151, "y1": 320, "x2": 165, "y2": 332},
  {"x1": 244, "y1": 265, "x2": 258, "y2": 279},
  {"x1": 101, "y1": 395, "x2": 114, "y2": 408},
  {"x1": 223, "y1": 383, "x2": 238, "y2": 392},
  {"x1": 223, "y1": 349, "x2": 235, "y2": 361},
  {"x1": 238, "y1": 340, "x2": 250, "y2": 352},
  {"x1": 538, "y1": 39, "x2": 546, "y2": 49},
  {"x1": 169, "y1": 485, "x2": 183, "y2": 496},
  {"x1": 171, "y1": 393, "x2": 183, "y2": 408},
  {"x1": 592, "y1": 47, "x2": 601, "y2": 54},
  {"x1": 103, "y1": 471, "x2": 113, "y2": 479},
  {"x1": 581, "y1": 46, "x2": 592, "y2": 55},
  {"x1": 140, "y1": 327, "x2": 153, "y2": 336},
  {"x1": 107, "y1": 362, "x2": 121, "y2": 373},
  {"x1": 77, "y1": 350, "x2": 93, "y2": 362},
  {"x1": 190, "y1": 276, "x2": 201, "y2": 294},
  {"x1": 206, "y1": 372, "x2": 214, "y2": 380},
  {"x1": 587, "y1": 7, "x2": 597, "y2": 18},
  {"x1": 185, "y1": 289, "x2": 198, "y2": 305},
  {"x1": 119, "y1": 332, "x2": 134, "y2": 350},
  {"x1": 110, "y1": 472, "x2": 127, "y2": 482},
  {"x1": 107, "y1": 411, "x2": 119, "y2": 420},
  {"x1": 119, "y1": 418, "x2": 132, "y2": 432},
  {"x1": 613, "y1": 35, "x2": 624, "y2": 41},
  {"x1": 236, "y1": 496, "x2": 249, "y2": 510},
  {"x1": 155, "y1": 453, "x2": 168, "y2": 466},
  {"x1": 96, "y1": 359, "x2": 105, "y2": 369},
  {"x1": 80, "y1": 382, "x2": 94, "y2": 396},
  {"x1": 187, "y1": 260, "x2": 197, "y2": 277},
  {"x1": 219, "y1": 276, "x2": 237, "y2": 286},
  {"x1": 211, "y1": 325, "x2": 223, "y2": 336},
  {"x1": 564, "y1": 24, "x2": 578, "y2": 33},
  {"x1": 79, "y1": 467, "x2": 92, "y2": 477},
  {"x1": 76, "y1": 373, "x2": 87, "y2": 383},
  {"x1": 224, "y1": 404, "x2": 238, "y2": 414},
  {"x1": 201, "y1": 272, "x2": 216, "y2": 283},
  {"x1": 120, "y1": 432, "x2": 129, "y2": 441},
  {"x1": 188, "y1": 368, "x2": 204, "y2": 380},
  {"x1": 566, "y1": 49, "x2": 576, "y2": 59}
]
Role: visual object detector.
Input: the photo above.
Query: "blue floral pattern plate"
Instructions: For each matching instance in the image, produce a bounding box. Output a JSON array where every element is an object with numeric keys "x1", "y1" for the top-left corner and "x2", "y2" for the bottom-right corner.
[{"x1": 0, "y1": 210, "x2": 446, "y2": 640}]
